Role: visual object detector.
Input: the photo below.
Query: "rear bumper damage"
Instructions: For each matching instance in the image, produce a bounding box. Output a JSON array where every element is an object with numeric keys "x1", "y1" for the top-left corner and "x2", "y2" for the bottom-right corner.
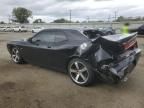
[
  {"x1": 94, "y1": 48, "x2": 141, "y2": 82},
  {"x1": 109, "y1": 48, "x2": 141, "y2": 79}
]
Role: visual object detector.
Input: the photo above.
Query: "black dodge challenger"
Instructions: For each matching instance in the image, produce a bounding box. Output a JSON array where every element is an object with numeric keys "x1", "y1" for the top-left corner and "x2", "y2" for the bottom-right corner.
[{"x1": 7, "y1": 29, "x2": 141, "y2": 86}]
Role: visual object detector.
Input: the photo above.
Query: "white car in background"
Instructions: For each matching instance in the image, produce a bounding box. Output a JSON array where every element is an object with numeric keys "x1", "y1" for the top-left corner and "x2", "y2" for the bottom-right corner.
[
  {"x1": 32, "y1": 27, "x2": 44, "y2": 33},
  {"x1": 0, "y1": 27, "x2": 5, "y2": 32},
  {"x1": 3, "y1": 27, "x2": 13, "y2": 32},
  {"x1": 13, "y1": 26, "x2": 27, "y2": 32}
]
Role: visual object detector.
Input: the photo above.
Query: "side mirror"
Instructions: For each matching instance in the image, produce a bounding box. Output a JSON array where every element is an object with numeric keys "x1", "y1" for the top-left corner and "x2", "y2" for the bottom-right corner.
[
  {"x1": 28, "y1": 38, "x2": 40, "y2": 45},
  {"x1": 28, "y1": 38, "x2": 32, "y2": 43},
  {"x1": 34, "y1": 40, "x2": 41, "y2": 43}
]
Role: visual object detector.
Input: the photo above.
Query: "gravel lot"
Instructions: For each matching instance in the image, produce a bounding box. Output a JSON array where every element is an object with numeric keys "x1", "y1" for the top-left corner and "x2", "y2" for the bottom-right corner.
[{"x1": 0, "y1": 32, "x2": 144, "y2": 108}]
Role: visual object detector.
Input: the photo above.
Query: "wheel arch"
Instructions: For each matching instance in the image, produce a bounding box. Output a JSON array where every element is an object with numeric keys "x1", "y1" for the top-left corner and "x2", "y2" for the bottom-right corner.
[
  {"x1": 7, "y1": 44, "x2": 18, "y2": 54},
  {"x1": 66, "y1": 55, "x2": 89, "y2": 72},
  {"x1": 66, "y1": 56, "x2": 80, "y2": 72},
  {"x1": 67, "y1": 56, "x2": 95, "y2": 86}
]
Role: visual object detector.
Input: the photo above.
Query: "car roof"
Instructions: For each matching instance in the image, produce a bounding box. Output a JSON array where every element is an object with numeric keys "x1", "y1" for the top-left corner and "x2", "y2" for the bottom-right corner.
[
  {"x1": 42, "y1": 28, "x2": 81, "y2": 32},
  {"x1": 83, "y1": 29, "x2": 99, "y2": 32}
]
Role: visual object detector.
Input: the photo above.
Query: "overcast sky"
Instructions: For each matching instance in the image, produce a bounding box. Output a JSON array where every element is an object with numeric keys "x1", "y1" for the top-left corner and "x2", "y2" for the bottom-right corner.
[{"x1": 0, "y1": 0, "x2": 144, "y2": 23}]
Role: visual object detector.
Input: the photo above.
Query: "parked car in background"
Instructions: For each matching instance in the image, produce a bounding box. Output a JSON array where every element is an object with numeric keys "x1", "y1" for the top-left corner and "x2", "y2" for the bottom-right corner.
[
  {"x1": 129, "y1": 24, "x2": 144, "y2": 35},
  {"x1": 83, "y1": 29, "x2": 108, "y2": 39},
  {"x1": 13, "y1": 26, "x2": 27, "y2": 32},
  {"x1": 137, "y1": 24, "x2": 144, "y2": 35},
  {"x1": 7, "y1": 29, "x2": 141, "y2": 86},
  {"x1": 32, "y1": 27, "x2": 44, "y2": 33},
  {"x1": 83, "y1": 27, "x2": 116, "y2": 39},
  {"x1": 98, "y1": 27, "x2": 116, "y2": 35},
  {"x1": 0, "y1": 27, "x2": 5, "y2": 32},
  {"x1": 4, "y1": 26, "x2": 13, "y2": 32}
]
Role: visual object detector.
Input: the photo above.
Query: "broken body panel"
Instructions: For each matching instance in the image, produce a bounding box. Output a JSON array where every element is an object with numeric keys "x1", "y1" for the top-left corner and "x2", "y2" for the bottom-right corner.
[{"x1": 78, "y1": 33, "x2": 141, "y2": 81}]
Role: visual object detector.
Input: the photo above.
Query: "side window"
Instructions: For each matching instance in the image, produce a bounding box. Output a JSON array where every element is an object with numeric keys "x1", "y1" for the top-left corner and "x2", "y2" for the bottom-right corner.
[
  {"x1": 67, "y1": 30, "x2": 88, "y2": 41},
  {"x1": 54, "y1": 32, "x2": 67, "y2": 43},
  {"x1": 32, "y1": 31, "x2": 55, "y2": 43}
]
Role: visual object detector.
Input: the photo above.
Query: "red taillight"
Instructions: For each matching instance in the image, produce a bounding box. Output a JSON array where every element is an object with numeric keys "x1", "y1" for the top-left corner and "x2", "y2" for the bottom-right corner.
[{"x1": 122, "y1": 40, "x2": 137, "y2": 50}]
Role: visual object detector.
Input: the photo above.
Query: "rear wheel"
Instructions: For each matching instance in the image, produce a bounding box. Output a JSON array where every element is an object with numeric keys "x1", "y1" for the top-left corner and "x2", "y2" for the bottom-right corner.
[
  {"x1": 11, "y1": 47, "x2": 24, "y2": 64},
  {"x1": 68, "y1": 58, "x2": 95, "y2": 86}
]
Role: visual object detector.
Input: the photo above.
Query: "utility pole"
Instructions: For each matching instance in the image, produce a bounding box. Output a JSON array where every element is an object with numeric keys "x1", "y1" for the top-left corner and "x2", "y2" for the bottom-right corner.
[
  {"x1": 69, "y1": 10, "x2": 72, "y2": 23},
  {"x1": 108, "y1": 14, "x2": 111, "y2": 22},
  {"x1": 114, "y1": 11, "x2": 118, "y2": 21},
  {"x1": 8, "y1": 15, "x2": 11, "y2": 24},
  {"x1": 87, "y1": 16, "x2": 90, "y2": 23}
]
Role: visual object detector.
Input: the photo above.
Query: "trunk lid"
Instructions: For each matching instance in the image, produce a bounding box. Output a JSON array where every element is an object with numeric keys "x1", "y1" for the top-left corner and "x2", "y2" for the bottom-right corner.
[{"x1": 99, "y1": 33, "x2": 137, "y2": 55}]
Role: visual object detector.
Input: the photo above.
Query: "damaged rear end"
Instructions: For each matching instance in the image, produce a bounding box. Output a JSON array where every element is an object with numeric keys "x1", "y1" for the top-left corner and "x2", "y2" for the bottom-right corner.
[{"x1": 93, "y1": 33, "x2": 141, "y2": 83}]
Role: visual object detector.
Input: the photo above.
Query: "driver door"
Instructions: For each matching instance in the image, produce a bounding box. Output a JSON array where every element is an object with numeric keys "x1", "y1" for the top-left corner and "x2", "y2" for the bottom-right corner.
[{"x1": 21, "y1": 30, "x2": 55, "y2": 67}]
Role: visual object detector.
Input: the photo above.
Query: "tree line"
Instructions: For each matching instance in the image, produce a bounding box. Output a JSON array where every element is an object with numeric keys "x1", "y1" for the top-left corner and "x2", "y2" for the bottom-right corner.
[
  {"x1": 115, "y1": 16, "x2": 144, "y2": 22},
  {"x1": 1, "y1": 7, "x2": 144, "y2": 24}
]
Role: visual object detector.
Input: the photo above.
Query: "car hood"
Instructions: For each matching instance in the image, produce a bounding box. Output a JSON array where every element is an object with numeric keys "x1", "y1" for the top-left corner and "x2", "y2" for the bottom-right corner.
[{"x1": 7, "y1": 38, "x2": 28, "y2": 45}]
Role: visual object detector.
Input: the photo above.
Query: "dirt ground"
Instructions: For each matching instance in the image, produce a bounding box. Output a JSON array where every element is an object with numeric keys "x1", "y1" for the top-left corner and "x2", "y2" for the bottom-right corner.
[{"x1": 0, "y1": 32, "x2": 144, "y2": 108}]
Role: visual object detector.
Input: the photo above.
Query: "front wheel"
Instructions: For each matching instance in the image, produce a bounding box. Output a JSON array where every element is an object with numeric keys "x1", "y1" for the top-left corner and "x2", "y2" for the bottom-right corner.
[
  {"x1": 11, "y1": 47, "x2": 24, "y2": 64},
  {"x1": 68, "y1": 58, "x2": 95, "y2": 86}
]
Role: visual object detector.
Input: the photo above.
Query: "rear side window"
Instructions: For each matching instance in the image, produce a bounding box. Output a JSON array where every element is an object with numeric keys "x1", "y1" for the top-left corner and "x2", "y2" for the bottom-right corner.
[
  {"x1": 66, "y1": 30, "x2": 88, "y2": 41},
  {"x1": 54, "y1": 32, "x2": 67, "y2": 43}
]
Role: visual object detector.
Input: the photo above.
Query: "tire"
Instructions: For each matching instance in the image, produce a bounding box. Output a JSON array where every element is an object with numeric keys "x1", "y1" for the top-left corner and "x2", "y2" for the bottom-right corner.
[
  {"x1": 113, "y1": 76, "x2": 121, "y2": 84},
  {"x1": 68, "y1": 58, "x2": 95, "y2": 86},
  {"x1": 11, "y1": 47, "x2": 24, "y2": 64}
]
